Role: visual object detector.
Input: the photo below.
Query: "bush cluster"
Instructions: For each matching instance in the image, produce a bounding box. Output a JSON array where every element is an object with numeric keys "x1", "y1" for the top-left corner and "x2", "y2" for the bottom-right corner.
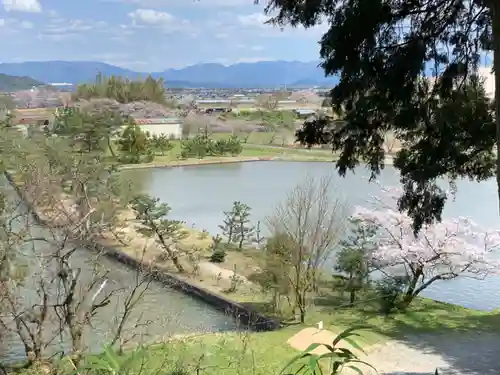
[{"x1": 180, "y1": 135, "x2": 242, "y2": 159}]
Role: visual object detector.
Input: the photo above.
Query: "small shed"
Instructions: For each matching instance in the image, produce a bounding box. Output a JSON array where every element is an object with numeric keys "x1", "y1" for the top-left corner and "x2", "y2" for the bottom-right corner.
[{"x1": 133, "y1": 117, "x2": 183, "y2": 139}]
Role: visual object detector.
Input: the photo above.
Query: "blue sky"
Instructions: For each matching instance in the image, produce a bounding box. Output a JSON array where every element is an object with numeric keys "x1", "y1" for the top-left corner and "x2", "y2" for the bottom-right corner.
[{"x1": 0, "y1": 0, "x2": 329, "y2": 71}]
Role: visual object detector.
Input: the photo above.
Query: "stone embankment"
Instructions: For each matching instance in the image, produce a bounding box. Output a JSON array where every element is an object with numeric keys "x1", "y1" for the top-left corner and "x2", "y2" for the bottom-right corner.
[{"x1": 4, "y1": 170, "x2": 280, "y2": 332}]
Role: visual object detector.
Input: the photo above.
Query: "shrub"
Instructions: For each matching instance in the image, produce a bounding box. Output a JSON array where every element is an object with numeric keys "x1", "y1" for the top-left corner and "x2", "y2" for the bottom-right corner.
[
  {"x1": 375, "y1": 276, "x2": 409, "y2": 314},
  {"x1": 210, "y1": 248, "x2": 226, "y2": 263},
  {"x1": 180, "y1": 135, "x2": 242, "y2": 159}
]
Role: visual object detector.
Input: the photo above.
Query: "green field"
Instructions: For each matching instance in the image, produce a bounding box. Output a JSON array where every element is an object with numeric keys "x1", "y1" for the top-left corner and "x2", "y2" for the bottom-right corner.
[
  {"x1": 63, "y1": 277, "x2": 500, "y2": 375},
  {"x1": 116, "y1": 134, "x2": 336, "y2": 168}
]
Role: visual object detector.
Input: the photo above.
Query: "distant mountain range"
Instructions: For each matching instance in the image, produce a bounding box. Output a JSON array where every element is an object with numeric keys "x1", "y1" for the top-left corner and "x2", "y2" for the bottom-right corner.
[
  {"x1": 0, "y1": 73, "x2": 45, "y2": 91},
  {"x1": 0, "y1": 60, "x2": 339, "y2": 89}
]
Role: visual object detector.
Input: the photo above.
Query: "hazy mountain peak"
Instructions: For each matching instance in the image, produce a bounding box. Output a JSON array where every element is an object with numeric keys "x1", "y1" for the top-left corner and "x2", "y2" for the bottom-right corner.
[{"x1": 0, "y1": 60, "x2": 338, "y2": 89}]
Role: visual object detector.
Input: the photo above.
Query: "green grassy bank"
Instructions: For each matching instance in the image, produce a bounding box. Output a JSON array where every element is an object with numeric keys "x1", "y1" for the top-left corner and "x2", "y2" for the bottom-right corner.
[
  {"x1": 119, "y1": 140, "x2": 337, "y2": 169},
  {"x1": 103, "y1": 221, "x2": 500, "y2": 375}
]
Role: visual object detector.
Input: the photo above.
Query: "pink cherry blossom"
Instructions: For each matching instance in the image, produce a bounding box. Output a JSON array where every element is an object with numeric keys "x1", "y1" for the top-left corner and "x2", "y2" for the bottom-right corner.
[{"x1": 351, "y1": 186, "x2": 500, "y2": 289}]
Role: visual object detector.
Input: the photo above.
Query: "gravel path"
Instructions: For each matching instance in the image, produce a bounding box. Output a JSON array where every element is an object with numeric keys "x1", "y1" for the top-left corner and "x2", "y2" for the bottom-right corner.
[{"x1": 356, "y1": 332, "x2": 499, "y2": 375}]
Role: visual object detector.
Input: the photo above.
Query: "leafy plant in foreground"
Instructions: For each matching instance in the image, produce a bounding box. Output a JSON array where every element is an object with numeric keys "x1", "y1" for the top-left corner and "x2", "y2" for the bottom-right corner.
[
  {"x1": 281, "y1": 326, "x2": 377, "y2": 375},
  {"x1": 71, "y1": 344, "x2": 149, "y2": 375}
]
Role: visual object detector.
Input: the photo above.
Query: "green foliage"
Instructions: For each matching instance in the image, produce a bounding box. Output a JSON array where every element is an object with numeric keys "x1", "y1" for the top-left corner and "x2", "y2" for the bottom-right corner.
[
  {"x1": 334, "y1": 218, "x2": 376, "y2": 305},
  {"x1": 219, "y1": 207, "x2": 238, "y2": 244},
  {"x1": 251, "y1": 220, "x2": 266, "y2": 247},
  {"x1": 267, "y1": 0, "x2": 498, "y2": 234},
  {"x1": 375, "y1": 276, "x2": 410, "y2": 315},
  {"x1": 249, "y1": 232, "x2": 294, "y2": 313},
  {"x1": 118, "y1": 123, "x2": 154, "y2": 164},
  {"x1": 225, "y1": 201, "x2": 254, "y2": 249},
  {"x1": 210, "y1": 234, "x2": 226, "y2": 263},
  {"x1": 73, "y1": 344, "x2": 149, "y2": 375},
  {"x1": 74, "y1": 73, "x2": 166, "y2": 104},
  {"x1": 281, "y1": 325, "x2": 376, "y2": 375},
  {"x1": 149, "y1": 133, "x2": 174, "y2": 155},
  {"x1": 53, "y1": 107, "x2": 113, "y2": 153},
  {"x1": 180, "y1": 135, "x2": 242, "y2": 159},
  {"x1": 53, "y1": 106, "x2": 124, "y2": 159},
  {"x1": 130, "y1": 194, "x2": 187, "y2": 272},
  {"x1": 210, "y1": 249, "x2": 226, "y2": 263}
]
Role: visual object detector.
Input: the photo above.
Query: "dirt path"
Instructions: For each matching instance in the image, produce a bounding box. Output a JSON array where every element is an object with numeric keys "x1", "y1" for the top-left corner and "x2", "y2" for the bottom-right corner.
[{"x1": 358, "y1": 332, "x2": 499, "y2": 375}]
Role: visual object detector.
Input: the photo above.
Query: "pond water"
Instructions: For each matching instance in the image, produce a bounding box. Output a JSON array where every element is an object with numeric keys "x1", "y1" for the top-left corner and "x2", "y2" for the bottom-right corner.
[
  {"x1": 123, "y1": 161, "x2": 500, "y2": 312},
  {"x1": 0, "y1": 188, "x2": 238, "y2": 363}
]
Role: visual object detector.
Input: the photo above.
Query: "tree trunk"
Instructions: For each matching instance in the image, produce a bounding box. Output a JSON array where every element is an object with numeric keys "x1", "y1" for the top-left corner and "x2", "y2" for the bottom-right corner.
[
  {"x1": 297, "y1": 291, "x2": 307, "y2": 323},
  {"x1": 300, "y1": 310, "x2": 305, "y2": 323},
  {"x1": 154, "y1": 227, "x2": 185, "y2": 273},
  {"x1": 348, "y1": 272, "x2": 355, "y2": 306},
  {"x1": 107, "y1": 137, "x2": 116, "y2": 158},
  {"x1": 171, "y1": 253, "x2": 185, "y2": 273},
  {"x1": 349, "y1": 289, "x2": 356, "y2": 306},
  {"x1": 492, "y1": 1, "x2": 500, "y2": 216},
  {"x1": 69, "y1": 325, "x2": 83, "y2": 366},
  {"x1": 272, "y1": 289, "x2": 280, "y2": 312},
  {"x1": 238, "y1": 224, "x2": 244, "y2": 249},
  {"x1": 401, "y1": 272, "x2": 421, "y2": 309}
]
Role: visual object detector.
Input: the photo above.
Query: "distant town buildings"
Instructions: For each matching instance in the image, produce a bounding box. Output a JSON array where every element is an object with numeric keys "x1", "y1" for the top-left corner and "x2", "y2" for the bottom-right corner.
[{"x1": 2, "y1": 86, "x2": 326, "y2": 137}]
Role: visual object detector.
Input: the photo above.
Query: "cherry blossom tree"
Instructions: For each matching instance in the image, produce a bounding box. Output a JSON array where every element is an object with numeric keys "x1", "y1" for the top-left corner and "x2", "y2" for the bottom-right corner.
[{"x1": 352, "y1": 184, "x2": 500, "y2": 309}]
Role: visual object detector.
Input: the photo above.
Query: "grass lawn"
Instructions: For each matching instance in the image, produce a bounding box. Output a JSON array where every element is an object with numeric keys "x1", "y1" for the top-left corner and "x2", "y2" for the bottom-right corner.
[
  {"x1": 114, "y1": 203, "x2": 500, "y2": 353},
  {"x1": 68, "y1": 284, "x2": 500, "y2": 375},
  {"x1": 240, "y1": 144, "x2": 336, "y2": 161},
  {"x1": 120, "y1": 226, "x2": 500, "y2": 354},
  {"x1": 117, "y1": 138, "x2": 337, "y2": 168},
  {"x1": 211, "y1": 132, "x2": 280, "y2": 144},
  {"x1": 67, "y1": 330, "x2": 297, "y2": 375}
]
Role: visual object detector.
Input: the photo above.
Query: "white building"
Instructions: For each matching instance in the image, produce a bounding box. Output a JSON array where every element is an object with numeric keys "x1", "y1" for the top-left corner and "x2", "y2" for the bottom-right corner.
[{"x1": 133, "y1": 117, "x2": 183, "y2": 139}]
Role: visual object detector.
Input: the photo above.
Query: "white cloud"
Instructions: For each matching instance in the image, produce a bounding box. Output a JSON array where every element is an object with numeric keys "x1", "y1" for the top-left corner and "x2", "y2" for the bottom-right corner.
[
  {"x1": 0, "y1": 17, "x2": 34, "y2": 32},
  {"x1": 20, "y1": 20, "x2": 33, "y2": 28},
  {"x1": 115, "y1": 0, "x2": 254, "y2": 7},
  {"x1": 127, "y1": 8, "x2": 194, "y2": 34},
  {"x1": 128, "y1": 9, "x2": 174, "y2": 25},
  {"x1": 234, "y1": 11, "x2": 328, "y2": 38},
  {"x1": 2, "y1": 0, "x2": 41, "y2": 12},
  {"x1": 237, "y1": 12, "x2": 268, "y2": 27},
  {"x1": 36, "y1": 17, "x2": 119, "y2": 42}
]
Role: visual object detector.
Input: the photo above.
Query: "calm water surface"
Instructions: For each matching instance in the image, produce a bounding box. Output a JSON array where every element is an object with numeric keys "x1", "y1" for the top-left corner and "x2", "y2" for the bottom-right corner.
[
  {"x1": 1, "y1": 188, "x2": 237, "y2": 363},
  {"x1": 124, "y1": 161, "x2": 500, "y2": 312}
]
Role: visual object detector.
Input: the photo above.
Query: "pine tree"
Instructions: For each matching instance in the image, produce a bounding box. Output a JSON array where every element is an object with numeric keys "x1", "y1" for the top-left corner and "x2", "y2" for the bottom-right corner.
[
  {"x1": 232, "y1": 201, "x2": 254, "y2": 250},
  {"x1": 130, "y1": 194, "x2": 187, "y2": 272},
  {"x1": 218, "y1": 205, "x2": 238, "y2": 244}
]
